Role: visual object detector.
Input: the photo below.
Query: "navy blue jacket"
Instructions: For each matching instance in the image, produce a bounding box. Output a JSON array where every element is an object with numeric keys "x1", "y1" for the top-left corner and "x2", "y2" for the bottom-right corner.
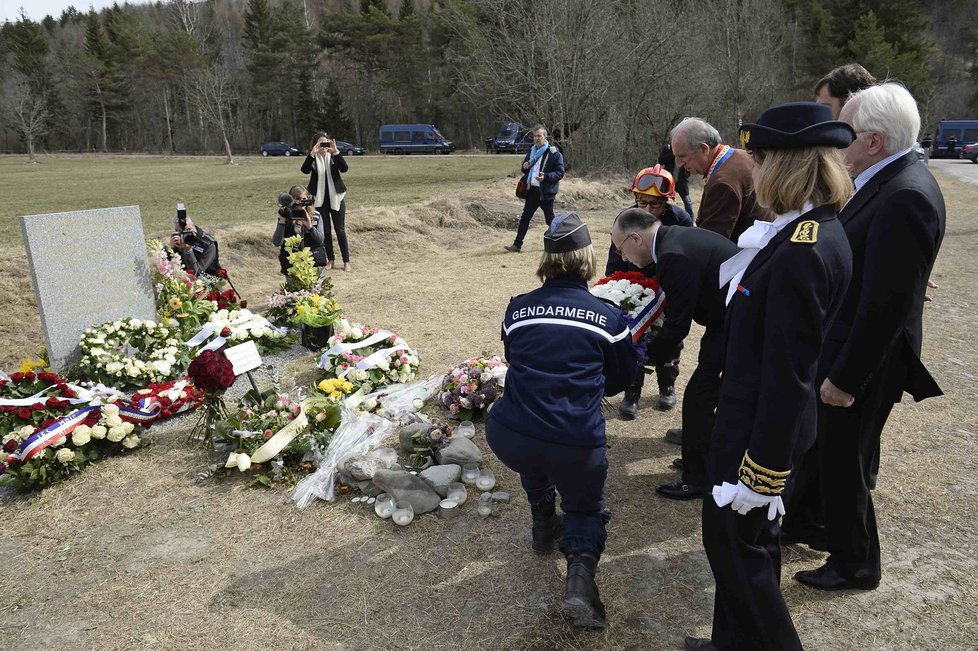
[
  {"x1": 605, "y1": 203, "x2": 693, "y2": 276},
  {"x1": 493, "y1": 277, "x2": 637, "y2": 448},
  {"x1": 521, "y1": 146, "x2": 565, "y2": 199}
]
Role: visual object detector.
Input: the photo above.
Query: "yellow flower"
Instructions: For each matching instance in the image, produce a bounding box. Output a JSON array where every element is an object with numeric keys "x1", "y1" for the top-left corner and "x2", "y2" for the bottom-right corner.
[
  {"x1": 18, "y1": 357, "x2": 46, "y2": 373},
  {"x1": 168, "y1": 297, "x2": 183, "y2": 310}
]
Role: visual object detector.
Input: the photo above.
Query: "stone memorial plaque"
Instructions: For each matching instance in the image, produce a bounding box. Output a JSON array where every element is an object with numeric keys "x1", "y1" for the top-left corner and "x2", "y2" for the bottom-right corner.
[{"x1": 21, "y1": 205, "x2": 157, "y2": 371}]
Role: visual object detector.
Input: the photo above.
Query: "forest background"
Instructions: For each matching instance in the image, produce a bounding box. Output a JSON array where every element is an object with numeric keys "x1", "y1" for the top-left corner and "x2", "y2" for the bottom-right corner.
[{"x1": 2, "y1": 0, "x2": 977, "y2": 171}]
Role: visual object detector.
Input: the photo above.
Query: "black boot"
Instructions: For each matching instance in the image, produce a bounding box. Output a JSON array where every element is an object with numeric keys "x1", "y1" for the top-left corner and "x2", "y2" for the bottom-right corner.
[
  {"x1": 562, "y1": 552, "x2": 606, "y2": 628},
  {"x1": 618, "y1": 386, "x2": 641, "y2": 420},
  {"x1": 530, "y1": 501, "x2": 562, "y2": 554},
  {"x1": 656, "y1": 384, "x2": 677, "y2": 410}
]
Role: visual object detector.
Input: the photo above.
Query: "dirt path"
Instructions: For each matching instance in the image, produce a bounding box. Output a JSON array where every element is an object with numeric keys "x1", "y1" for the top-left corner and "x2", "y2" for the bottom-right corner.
[{"x1": 1, "y1": 174, "x2": 976, "y2": 650}]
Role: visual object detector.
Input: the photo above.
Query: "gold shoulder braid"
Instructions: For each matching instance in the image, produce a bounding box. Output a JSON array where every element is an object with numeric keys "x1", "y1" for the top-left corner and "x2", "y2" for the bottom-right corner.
[
  {"x1": 789, "y1": 220, "x2": 818, "y2": 244},
  {"x1": 738, "y1": 451, "x2": 790, "y2": 495}
]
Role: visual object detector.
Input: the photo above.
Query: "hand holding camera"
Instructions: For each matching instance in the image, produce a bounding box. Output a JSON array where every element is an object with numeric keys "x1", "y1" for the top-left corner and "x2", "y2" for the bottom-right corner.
[{"x1": 317, "y1": 138, "x2": 336, "y2": 154}]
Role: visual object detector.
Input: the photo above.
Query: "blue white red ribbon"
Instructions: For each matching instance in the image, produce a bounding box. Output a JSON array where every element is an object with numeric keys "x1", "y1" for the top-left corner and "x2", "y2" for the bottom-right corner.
[{"x1": 628, "y1": 288, "x2": 666, "y2": 342}]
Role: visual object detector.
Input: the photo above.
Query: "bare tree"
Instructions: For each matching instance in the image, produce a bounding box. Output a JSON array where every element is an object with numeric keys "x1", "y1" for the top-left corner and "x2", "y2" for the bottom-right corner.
[
  {"x1": 186, "y1": 63, "x2": 238, "y2": 164},
  {"x1": 1, "y1": 75, "x2": 49, "y2": 163}
]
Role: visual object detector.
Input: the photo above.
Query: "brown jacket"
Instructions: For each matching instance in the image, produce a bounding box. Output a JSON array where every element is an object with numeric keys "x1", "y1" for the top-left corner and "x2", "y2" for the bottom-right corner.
[{"x1": 697, "y1": 148, "x2": 772, "y2": 241}]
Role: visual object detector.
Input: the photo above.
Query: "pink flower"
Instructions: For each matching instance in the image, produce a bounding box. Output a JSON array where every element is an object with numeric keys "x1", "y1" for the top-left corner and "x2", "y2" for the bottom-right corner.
[
  {"x1": 460, "y1": 384, "x2": 472, "y2": 395},
  {"x1": 449, "y1": 403, "x2": 460, "y2": 414}
]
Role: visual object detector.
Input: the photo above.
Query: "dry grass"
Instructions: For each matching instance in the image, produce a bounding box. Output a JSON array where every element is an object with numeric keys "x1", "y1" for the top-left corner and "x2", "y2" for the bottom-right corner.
[{"x1": 0, "y1": 163, "x2": 975, "y2": 650}]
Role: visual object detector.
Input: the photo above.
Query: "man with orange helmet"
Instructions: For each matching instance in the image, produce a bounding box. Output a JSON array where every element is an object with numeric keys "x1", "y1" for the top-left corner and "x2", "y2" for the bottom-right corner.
[{"x1": 607, "y1": 164, "x2": 692, "y2": 420}]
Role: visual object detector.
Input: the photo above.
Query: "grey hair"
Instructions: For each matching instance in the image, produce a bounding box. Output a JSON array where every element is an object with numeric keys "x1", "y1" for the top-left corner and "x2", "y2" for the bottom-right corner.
[
  {"x1": 533, "y1": 124, "x2": 548, "y2": 136},
  {"x1": 845, "y1": 82, "x2": 920, "y2": 154},
  {"x1": 671, "y1": 117, "x2": 723, "y2": 150}
]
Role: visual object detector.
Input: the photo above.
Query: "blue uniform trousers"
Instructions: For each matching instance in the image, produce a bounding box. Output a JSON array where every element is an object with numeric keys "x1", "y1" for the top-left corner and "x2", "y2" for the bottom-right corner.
[{"x1": 486, "y1": 416, "x2": 610, "y2": 556}]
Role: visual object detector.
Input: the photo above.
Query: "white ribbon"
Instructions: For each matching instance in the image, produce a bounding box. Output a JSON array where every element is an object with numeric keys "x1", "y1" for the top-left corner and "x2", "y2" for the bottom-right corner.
[
  {"x1": 318, "y1": 330, "x2": 395, "y2": 365},
  {"x1": 337, "y1": 344, "x2": 409, "y2": 378}
]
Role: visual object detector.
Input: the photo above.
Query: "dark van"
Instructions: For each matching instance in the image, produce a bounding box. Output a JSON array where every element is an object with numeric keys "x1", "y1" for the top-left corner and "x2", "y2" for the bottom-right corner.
[
  {"x1": 491, "y1": 122, "x2": 534, "y2": 154},
  {"x1": 379, "y1": 124, "x2": 455, "y2": 154},
  {"x1": 933, "y1": 119, "x2": 978, "y2": 158}
]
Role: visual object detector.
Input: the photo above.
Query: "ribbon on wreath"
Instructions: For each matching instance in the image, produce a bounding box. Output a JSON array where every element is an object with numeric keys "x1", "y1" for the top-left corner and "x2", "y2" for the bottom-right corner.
[
  {"x1": 4, "y1": 405, "x2": 101, "y2": 463},
  {"x1": 224, "y1": 403, "x2": 311, "y2": 470},
  {"x1": 628, "y1": 288, "x2": 666, "y2": 342},
  {"x1": 186, "y1": 316, "x2": 288, "y2": 353},
  {"x1": 317, "y1": 329, "x2": 396, "y2": 368}
]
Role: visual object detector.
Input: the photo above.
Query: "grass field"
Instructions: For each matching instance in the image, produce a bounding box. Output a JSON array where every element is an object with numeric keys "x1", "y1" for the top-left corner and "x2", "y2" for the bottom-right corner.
[
  {"x1": 0, "y1": 155, "x2": 975, "y2": 650},
  {"x1": 0, "y1": 154, "x2": 518, "y2": 247}
]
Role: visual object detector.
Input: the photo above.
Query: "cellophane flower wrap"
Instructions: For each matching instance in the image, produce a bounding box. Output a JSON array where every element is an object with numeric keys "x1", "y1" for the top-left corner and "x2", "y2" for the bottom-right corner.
[
  {"x1": 186, "y1": 349, "x2": 236, "y2": 443},
  {"x1": 590, "y1": 271, "x2": 665, "y2": 366},
  {"x1": 317, "y1": 321, "x2": 421, "y2": 394},
  {"x1": 0, "y1": 395, "x2": 144, "y2": 492},
  {"x1": 438, "y1": 356, "x2": 507, "y2": 420}
]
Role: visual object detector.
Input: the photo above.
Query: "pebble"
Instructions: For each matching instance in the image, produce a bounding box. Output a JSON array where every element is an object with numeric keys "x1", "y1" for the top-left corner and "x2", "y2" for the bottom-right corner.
[{"x1": 491, "y1": 491, "x2": 510, "y2": 503}]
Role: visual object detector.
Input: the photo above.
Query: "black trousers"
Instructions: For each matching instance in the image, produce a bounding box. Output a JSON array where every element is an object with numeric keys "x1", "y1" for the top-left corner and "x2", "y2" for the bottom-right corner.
[
  {"x1": 513, "y1": 187, "x2": 555, "y2": 248},
  {"x1": 321, "y1": 199, "x2": 350, "y2": 262},
  {"x1": 681, "y1": 326, "x2": 724, "y2": 487},
  {"x1": 702, "y1": 497, "x2": 802, "y2": 651},
  {"x1": 816, "y1": 382, "x2": 894, "y2": 583}
]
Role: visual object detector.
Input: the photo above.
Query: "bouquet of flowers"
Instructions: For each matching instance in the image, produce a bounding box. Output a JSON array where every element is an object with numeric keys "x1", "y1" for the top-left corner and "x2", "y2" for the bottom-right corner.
[
  {"x1": 186, "y1": 349, "x2": 236, "y2": 443},
  {"x1": 590, "y1": 271, "x2": 666, "y2": 366},
  {"x1": 78, "y1": 319, "x2": 191, "y2": 388},
  {"x1": 266, "y1": 237, "x2": 342, "y2": 332},
  {"x1": 129, "y1": 378, "x2": 205, "y2": 422},
  {"x1": 214, "y1": 390, "x2": 341, "y2": 487},
  {"x1": 438, "y1": 356, "x2": 507, "y2": 420},
  {"x1": 188, "y1": 308, "x2": 292, "y2": 355},
  {"x1": 317, "y1": 321, "x2": 421, "y2": 393},
  {"x1": 1, "y1": 400, "x2": 143, "y2": 492}
]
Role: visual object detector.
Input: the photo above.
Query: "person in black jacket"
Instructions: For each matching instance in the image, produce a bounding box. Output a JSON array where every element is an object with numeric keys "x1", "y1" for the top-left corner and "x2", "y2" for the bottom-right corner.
[
  {"x1": 504, "y1": 126, "x2": 565, "y2": 252},
  {"x1": 792, "y1": 84, "x2": 946, "y2": 594},
  {"x1": 658, "y1": 143, "x2": 694, "y2": 218},
  {"x1": 611, "y1": 207, "x2": 738, "y2": 500},
  {"x1": 488, "y1": 213, "x2": 636, "y2": 629},
  {"x1": 301, "y1": 131, "x2": 351, "y2": 271},
  {"x1": 170, "y1": 209, "x2": 221, "y2": 276},
  {"x1": 272, "y1": 185, "x2": 327, "y2": 280},
  {"x1": 684, "y1": 102, "x2": 854, "y2": 651},
  {"x1": 607, "y1": 165, "x2": 692, "y2": 419}
]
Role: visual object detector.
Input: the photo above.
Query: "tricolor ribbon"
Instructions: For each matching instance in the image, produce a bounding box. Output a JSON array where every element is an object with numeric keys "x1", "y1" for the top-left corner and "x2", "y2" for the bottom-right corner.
[
  {"x1": 628, "y1": 288, "x2": 666, "y2": 341},
  {"x1": 4, "y1": 405, "x2": 100, "y2": 463}
]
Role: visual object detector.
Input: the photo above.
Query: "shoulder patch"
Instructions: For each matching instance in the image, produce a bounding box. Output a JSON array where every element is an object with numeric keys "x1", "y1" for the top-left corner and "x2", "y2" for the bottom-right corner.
[{"x1": 789, "y1": 220, "x2": 818, "y2": 245}]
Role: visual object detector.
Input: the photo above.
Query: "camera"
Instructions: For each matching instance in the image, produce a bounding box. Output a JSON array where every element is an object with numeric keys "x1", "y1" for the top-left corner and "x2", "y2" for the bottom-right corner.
[
  {"x1": 176, "y1": 202, "x2": 188, "y2": 228},
  {"x1": 318, "y1": 139, "x2": 331, "y2": 150}
]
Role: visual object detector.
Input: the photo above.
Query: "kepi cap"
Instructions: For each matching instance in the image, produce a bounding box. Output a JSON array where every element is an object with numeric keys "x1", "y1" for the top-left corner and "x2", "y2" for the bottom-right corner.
[
  {"x1": 544, "y1": 213, "x2": 591, "y2": 253},
  {"x1": 739, "y1": 101, "x2": 855, "y2": 151}
]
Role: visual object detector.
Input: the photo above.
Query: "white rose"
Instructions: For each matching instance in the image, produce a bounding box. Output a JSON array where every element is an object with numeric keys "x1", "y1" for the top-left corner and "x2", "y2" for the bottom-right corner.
[
  {"x1": 122, "y1": 435, "x2": 140, "y2": 449},
  {"x1": 51, "y1": 436, "x2": 67, "y2": 447},
  {"x1": 55, "y1": 448, "x2": 76, "y2": 464},
  {"x1": 90, "y1": 425, "x2": 107, "y2": 440},
  {"x1": 102, "y1": 404, "x2": 120, "y2": 417},
  {"x1": 362, "y1": 398, "x2": 378, "y2": 411},
  {"x1": 122, "y1": 422, "x2": 135, "y2": 435},
  {"x1": 261, "y1": 327, "x2": 274, "y2": 338},
  {"x1": 167, "y1": 318, "x2": 179, "y2": 328},
  {"x1": 107, "y1": 426, "x2": 126, "y2": 443},
  {"x1": 350, "y1": 327, "x2": 364, "y2": 339},
  {"x1": 145, "y1": 321, "x2": 156, "y2": 331},
  {"x1": 105, "y1": 361, "x2": 124, "y2": 374},
  {"x1": 126, "y1": 366, "x2": 141, "y2": 377},
  {"x1": 71, "y1": 429, "x2": 91, "y2": 447},
  {"x1": 128, "y1": 318, "x2": 143, "y2": 328},
  {"x1": 105, "y1": 415, "x2": 123, "y2": 429},
  {"x1": 216, "y1": 309, "x2": 230, "y2": 321},
  {"x1": 152, "y1": 360, "x2": 172, "y2": 375}
]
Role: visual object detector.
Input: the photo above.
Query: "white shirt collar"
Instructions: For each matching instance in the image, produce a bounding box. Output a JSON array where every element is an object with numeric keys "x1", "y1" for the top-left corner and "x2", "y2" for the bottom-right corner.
[
  {"x1": 853, "y1": 148, "x2": 911, "y2": 194},
  {"x1": 650, "y1": 227, "x2": 659, "y2": 264}
]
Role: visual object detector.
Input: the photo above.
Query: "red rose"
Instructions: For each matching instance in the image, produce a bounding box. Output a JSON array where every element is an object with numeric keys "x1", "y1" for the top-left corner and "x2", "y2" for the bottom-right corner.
[
  {"x1": 46, "y1": 397, "x2": 60, "y2": 407},
  {"x1": 3, "y1": 439, "x2": 17, "y2": 452},
  {"x1": 0, "y1": 379, "x2": 8, "y2": 389},
  {"x1": 220, "y1": 327, "x2": 232, "y2": 338},
  {"x1": 240, "y1": 300, "x2": 248, "y2": 309},
  {"x1": 10, "y1": 373, "x2": 24, "y2": 383},
  {"x1": 40, "y1": 417, "x2": 57, "y2": 429},
  {"x1": 84, "y1": 410, "x2": 101, "y2": 426},
  {"x1": 24, "y1": 372, "x2": 35, "y2": 381},
  {"x1": 39, "y1": 371, "x2": 59, "y2": 383},
  {"x1": 217, "y1": 268, "x2": 228, "y2": 278},
  {"x1": 263, "y1": 429, "x2": 273, "y2": 440},
  {"x1": 17, "y1": 408, "x2": 32, "y2": 420},
  {"x1": 32, "y1": 402, "x2": 45, "y2": 411},
  {"x1": 0, "y1": 462, "x2": 6, "y2": 474}
]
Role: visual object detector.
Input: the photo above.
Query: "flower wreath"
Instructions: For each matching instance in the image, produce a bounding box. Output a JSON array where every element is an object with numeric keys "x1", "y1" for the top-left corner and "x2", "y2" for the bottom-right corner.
[
  {"x1": 78, "y1": 319, "x2": 190, "y2": 388},
  {"x1": 0, "y1": 370, "x2": 78, "y2": 432},
  {"x1": 591, "y1": 271, "x2": 666, "y2": 367},
  {"x1": 317, "y1": 320, "x2": 421, "y2": 393},
  {"x1": 129, "y1": 378, "x2": 205, "y2": 421}
]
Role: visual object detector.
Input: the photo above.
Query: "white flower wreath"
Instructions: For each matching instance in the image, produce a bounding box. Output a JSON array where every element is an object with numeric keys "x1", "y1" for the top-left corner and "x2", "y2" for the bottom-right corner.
[{"x1": 78, "y1": 318, "x2": 191, "y2": 387}]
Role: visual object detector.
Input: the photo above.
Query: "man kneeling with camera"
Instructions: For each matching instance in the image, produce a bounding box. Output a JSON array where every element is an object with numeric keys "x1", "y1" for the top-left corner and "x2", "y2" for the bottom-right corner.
[
  {"x1": 171, "y1": 202, "x2": 221, "y2": 276},
  {"x1": 273, "y1": 185, "x2": 327, "y2": 277}
]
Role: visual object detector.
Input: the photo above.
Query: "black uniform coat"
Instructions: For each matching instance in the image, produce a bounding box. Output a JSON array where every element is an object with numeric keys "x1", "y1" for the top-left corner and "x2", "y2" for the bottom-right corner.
[
  {"x1": 710, "y1": 206, "x2": 853, "y2": 486},
  {"x1": 646, "y1": 225, "x2": 738, "y2": 365},
  {"x1": 822, "y1": 151, "x2": 945, "y2": 403},
  {"x1": 604, "y1": 203, "x2": 693, "y2": 277}
]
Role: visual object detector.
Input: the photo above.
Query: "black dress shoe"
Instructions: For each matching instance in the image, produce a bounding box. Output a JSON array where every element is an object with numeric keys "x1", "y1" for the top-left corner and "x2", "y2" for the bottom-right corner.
[
  {"x1": 665, "y1": 427, "x2": 683, "y2": 445},
  {"x1": 671, "y1": 457, "x2": 684, "y2": 471},
  {"x1": 684, "y1": 637, "x2": 719, "y2": 650},
  {"x1": 504, "y1": 244, "x2": 521, "y2": 253},
  {"x1": 794, "y1": 563, "x2": 879, "y2": 591},
  {"x1": 656, "y1": 480, "x2": 706, "y2": 501}
]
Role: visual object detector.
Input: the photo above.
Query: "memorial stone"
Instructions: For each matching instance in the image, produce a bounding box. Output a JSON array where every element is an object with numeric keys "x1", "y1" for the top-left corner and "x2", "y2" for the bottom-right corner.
[{"x1": 21, "y1": 206, "x2": 157, "y2": 371}]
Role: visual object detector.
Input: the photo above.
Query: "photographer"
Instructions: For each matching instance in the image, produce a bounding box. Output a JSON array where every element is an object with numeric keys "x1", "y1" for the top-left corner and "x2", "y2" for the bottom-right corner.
[
  {"x1": 170, "y1": 204, "x2": 220, "y2": 276},
  {"x1": 300, "y1": 131, "x2": 351, "y2": 272},
  {"x1": 273, "y1": 185, "x2": 327, "y2": 277}
]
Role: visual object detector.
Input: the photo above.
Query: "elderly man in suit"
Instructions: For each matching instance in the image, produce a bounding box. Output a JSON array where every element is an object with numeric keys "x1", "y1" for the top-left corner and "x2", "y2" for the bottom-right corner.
[{"x1": 794, "y1": 83, "x2": 946, "y2": 592}]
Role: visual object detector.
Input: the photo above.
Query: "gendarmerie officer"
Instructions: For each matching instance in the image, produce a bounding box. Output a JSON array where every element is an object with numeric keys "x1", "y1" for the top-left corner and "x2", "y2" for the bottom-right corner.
[
  {"x1": 686, "y1": 102, "x2": 854, "y2": 651},
  {"x1": 607, "y1": 165, "x2": 693, "y2": 418},
  {"x1": 487, "y1": 213, "x2": 637, "y2": 629},
  {"x1": 170, "y1": 204, "x2": 221, "y2": 276},
  {"x1": 610, "y1": 207, "x2": 738, "y2": 501}
]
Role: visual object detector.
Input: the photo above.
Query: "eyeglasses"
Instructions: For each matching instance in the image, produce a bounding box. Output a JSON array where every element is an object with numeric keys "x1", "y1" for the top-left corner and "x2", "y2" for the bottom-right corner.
[
  {"x1": 636, "y1": 196, "x2": 666, "y2": 208},
  {"x1": 614, "y1": 232, "x2": 638, "y2": 257}
]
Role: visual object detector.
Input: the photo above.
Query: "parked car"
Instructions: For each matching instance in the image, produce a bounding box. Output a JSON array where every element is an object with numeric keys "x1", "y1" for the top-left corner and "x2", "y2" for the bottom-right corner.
[
  {"x1": 379, "y1": 124, "x2": 455, "y2": 154},
  {"x1": 931, "y1": 119, "x2": 978, "y2": 158},
  {"x1": 334, "y1": 140, "x2": 365, "y2": 156},
  {"x1": 490, "y1": 121, "x2": 534, "y2": 154},
  {"x1": 963, "y1": 142, "x2": 978, "y2": 163},
  {"x1": 260, "y1": 141, "x2": 303, "y2": 157}
]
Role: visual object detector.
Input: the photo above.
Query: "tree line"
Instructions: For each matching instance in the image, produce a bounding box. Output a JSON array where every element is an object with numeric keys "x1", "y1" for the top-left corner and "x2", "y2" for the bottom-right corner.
[{"x1": 1, "y1": 0, "x2": 975, "y2": 170}]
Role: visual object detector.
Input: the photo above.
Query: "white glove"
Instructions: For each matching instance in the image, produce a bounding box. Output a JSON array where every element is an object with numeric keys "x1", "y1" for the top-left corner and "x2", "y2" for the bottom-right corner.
[{"x1": 712, "y1": 480, "x2": 786, "y2": 521}]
